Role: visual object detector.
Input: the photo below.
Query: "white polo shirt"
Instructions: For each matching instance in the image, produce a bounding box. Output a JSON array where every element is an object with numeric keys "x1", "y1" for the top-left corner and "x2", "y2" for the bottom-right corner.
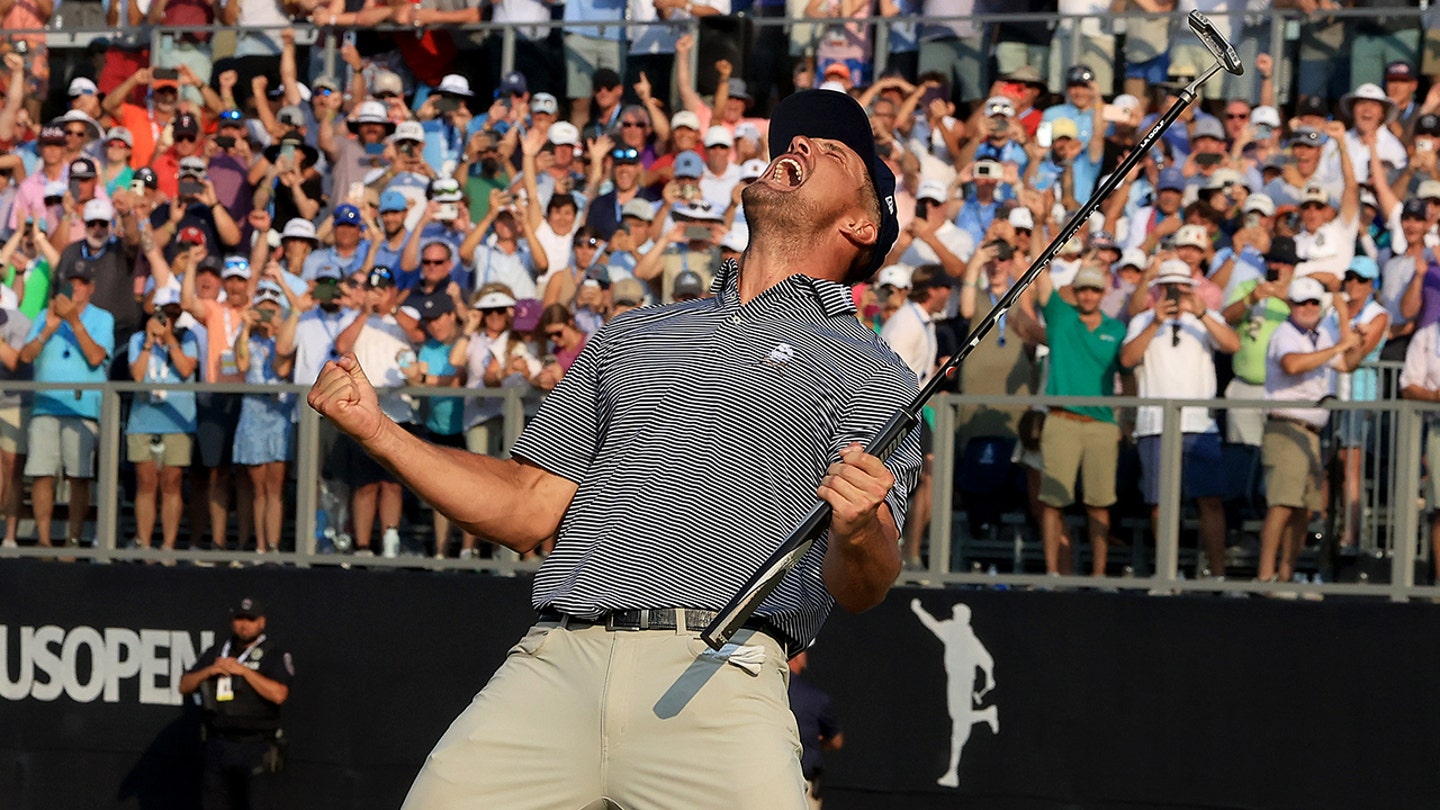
[
  {"x1": 880, "y1": 300, "x2": 937, "y2": 385},
  {"x1": 1124, "y1": 309, "x2": 1223, "y2": 437},
  {"x1": 352, "y1": 313, "x2": 416, "y2": 424},
  {"x1": 1265, "y1": 317, "x2": 1340, "y2": 428},
  {"x1": 1400, "y1": 321, "x2": 1440, "y2": 425},
  {"x1": 1294, "y1": 214, "x2": 1357, "y2": 280}
]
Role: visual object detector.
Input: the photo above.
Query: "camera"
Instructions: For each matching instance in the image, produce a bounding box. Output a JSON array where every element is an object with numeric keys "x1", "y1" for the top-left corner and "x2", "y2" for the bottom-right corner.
[
  {"x1": 398, "y1": 142, "x2": 415, "y2": 156},
  {"x1": 1194, "y1": 153, "x2": 1223, "y2": 168},
  {"x1": 13, "y1": 41, "x2": 28, "y2": 57},
  {"x1": 434, "y1": 96, "x2": 459, "y2": 115},
  {"x1": 974, "y1": 162, "x2": 999, "y2": 179},
  {"x1": 915, "y1": 199, "x2": 929, "y2": 220},
  {"x1": 257, "y1": 309, "x2": 275, "y2": 324},
  {"x1": 436, "y1": 202, "x2": 459, "y2": 221},
  {"x1": 154, "y1": 309, "x2": 169, "y2": 327},
  {"x1": 153, "y1": 67, "x2": 180, "y2": 82},
  {"x1": 684, "y1": 225, "x2": 712, "y2": 242},
  {"x1": 215, "y1": 135, "x2": 235, "y2": 149},
  {"x1": 179, "y1": 178, "x2": 204, "y2": 198},
  {"x1": 130, "y1": 179, "x2": 146, "y2": 196}
]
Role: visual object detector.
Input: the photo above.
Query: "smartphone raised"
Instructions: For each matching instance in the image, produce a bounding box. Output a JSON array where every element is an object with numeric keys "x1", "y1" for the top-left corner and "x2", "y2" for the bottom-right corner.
[
  {"x1": 684, "y1": 225, "x2": 712, "y2": 242},
  {"x1": 153, "y1": 67, "x2": 179, "y2": 83},
  {"x1": 915, "y1": 198, "x2": 930, "y2": 220},
  {"x1": 1035, "y1": 121, "x2": 1053, "y2": 149},
  {"x1": 214, "y1": 135, "x2": 235, "y2": 149},
  {"x1": 179, "y1": 178, "x2": 204, "y2": 198}
]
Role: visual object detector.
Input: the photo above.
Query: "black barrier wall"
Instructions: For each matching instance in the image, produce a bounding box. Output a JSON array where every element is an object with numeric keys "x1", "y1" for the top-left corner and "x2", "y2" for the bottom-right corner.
[{"x1": 2, "y1": 561, "x2": 1439, "y2": 809}]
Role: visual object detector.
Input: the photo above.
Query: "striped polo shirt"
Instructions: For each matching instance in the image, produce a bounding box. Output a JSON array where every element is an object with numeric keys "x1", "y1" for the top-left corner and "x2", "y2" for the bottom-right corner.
[{"x1": 512, "y1": 260, "x2": 924, "y2": 648}]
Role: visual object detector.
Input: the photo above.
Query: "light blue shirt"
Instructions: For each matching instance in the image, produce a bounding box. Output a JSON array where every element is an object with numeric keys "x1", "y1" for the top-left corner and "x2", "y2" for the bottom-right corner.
[
  {"x1": 125, "y1": 329, "x2": 199, "y2": 435},
  {"x1": 563, "y1": 0, "x2": 627, "y2": 40},
  {"x1": 30, "y1": 303, "x2": 114, "y2": 420}
]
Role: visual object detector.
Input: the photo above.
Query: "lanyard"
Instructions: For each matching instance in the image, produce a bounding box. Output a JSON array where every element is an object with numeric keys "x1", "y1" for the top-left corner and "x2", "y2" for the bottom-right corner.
[{"x1": 219, "y1": 634, "x2": 266, "y2": 663}]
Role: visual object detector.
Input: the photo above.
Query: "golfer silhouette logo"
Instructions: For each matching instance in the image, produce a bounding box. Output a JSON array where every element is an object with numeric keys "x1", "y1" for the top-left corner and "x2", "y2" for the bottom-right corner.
[{"x1": 911, "y1": 599, "x2": 999, "y2": 788}]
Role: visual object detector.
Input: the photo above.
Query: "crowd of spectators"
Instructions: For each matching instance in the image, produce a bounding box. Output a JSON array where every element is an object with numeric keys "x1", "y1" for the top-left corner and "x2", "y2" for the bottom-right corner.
[{"x1": 0, "y1": 3, "x2": 1438, "y2": 587}]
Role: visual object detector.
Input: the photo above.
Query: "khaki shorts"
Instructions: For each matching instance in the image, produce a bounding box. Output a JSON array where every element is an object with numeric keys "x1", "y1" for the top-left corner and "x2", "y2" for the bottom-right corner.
[
  {"x1": 126, "y1": 432, "x2": 194, "y2": 468},
  {"x1": 1261, "y1": 418, "x2": 1324, "y2": 511},
  {"x1": 24, "y1": 415, "x2": 97, "y2": 479},
  {"x1": 0, "y1": 404, "x2": 27, "y2": 454},
  {"x1": 464, "y1": 417, "x2": 508, "y2": 459},
  {"x1": 1038, "y1": 413, "x2": 1119, "y2": 508},
  {"x1": 402, "y1": 621, "x2": 806, "y2": 810}
]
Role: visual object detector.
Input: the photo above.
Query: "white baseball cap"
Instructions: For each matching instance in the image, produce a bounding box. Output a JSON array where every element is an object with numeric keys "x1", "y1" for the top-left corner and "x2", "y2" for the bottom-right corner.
[
  {"x1": 1118, "y1": 247, "x2": 1148, "y2": 270},
  {"x1": 1250, "y1": 105, "x2": 1281, "y2": 129},
  {"x1": 281, "y1": 218, "x2": 319, "y2": 242},
  {"x1": 1008, "y1": 206, "x2": 1035, "y2": 230},
  {"x1": 740, "y1": 159, "x2": 767, "y2": 181},
  {"x1": 473, "y1": 290, "x2": 518, "y2": 310},
  {"x1": 1243, "y1": 193, "x2": 1276, "y2": 216},
  {"x1": 436, "y1": 74, "x2": 473, "y2": 97},
  {"x1": 390, "y1": 120, "x2": 425, "y2": 144},
  {"x1": 703, "y1": 126, "x2": 734, "y2": 148},
  {"x1": 1287, "y1": 276, "x2": 1326, "y2": 303},
  {"x1": 153, "y1": 286, "x2": 182, "y2": 308},
  {"x1": 1174, "y1": 224, "x2": 1209, "y2": 249},
  {"x1": 876, "y1": 264, "x2": 913, "y2": 289},
  {"x1": 916, "y1": 180, "x2": 948, "y2": 203},
  {"x1": 1150, "y1": 258, "x2": 1196, "y2": 287},
  {"x1": 671, "y1": 110, "x2": 701, "y2": 131},
  {"x1": 82, "y1": 198, "x2": 114, "y2": 223},
  {"x1": 531, "y1": 93, "x2": 559, "y2": 116},
  {"x1": 548, "y1": 121, "x2": 581, "y2": 148},
  {"x1": 68, "y1": 77, "x2": 98, "y2": 97}
]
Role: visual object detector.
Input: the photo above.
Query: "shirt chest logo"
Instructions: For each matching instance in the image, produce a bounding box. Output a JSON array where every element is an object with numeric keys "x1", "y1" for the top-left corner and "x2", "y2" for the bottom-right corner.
[{"x1": 765, "y1": 343, "x2": 795, "y2": 368}]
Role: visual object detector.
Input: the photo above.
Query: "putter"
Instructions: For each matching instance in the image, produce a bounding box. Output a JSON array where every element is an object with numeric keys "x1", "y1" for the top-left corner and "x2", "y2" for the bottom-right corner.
[{"x1": 702, "y1": 11, "x2": 1246, "y2": 651}]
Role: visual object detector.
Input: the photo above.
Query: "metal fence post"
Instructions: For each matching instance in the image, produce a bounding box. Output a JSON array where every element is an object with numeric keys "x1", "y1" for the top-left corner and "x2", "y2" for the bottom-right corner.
[
  {"x1": 294, "y1": 399, "x2": 320, "y2": 564},
  {"x1": 1153, "y1": 400, "x2": 1183, "y2": 581},
  {"x1": 502, "y1": 389, "x2": 523, "y2": 451},
  {"x1": 929, "y1": 395, "x2": 956, "y2": 576},
  {"x1": 501, "y1": 25, "x2": 516, "y2": 77},
  {"x1": 96, "y1": 388, "x2": 123, "y2": 554},
  {"x1": 1390, "y1": 403, "x2": 1424, "y2": 597}
]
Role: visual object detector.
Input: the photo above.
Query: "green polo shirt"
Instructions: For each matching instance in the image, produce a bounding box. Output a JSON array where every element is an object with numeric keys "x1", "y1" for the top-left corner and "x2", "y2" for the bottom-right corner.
[
  {"x1": 1226, "y1": 279, "x2": 1291, "y2": 385},
  {"x1": 1043, "y1": 292, "x2": 1126, "y2": 423}
]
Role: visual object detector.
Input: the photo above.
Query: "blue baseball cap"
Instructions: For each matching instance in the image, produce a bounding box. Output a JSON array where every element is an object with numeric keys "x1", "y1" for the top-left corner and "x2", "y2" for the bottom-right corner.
[
  {"x1": 366, "y1": 265, "x2": 396, "y2": 289},
  {"x1": 378, "y1": 190, "x2": 408, "y2": 213},
  {"x1": 333, "y1": 204, "x2": 362, "y2": 225},
  {"x1": 1157, "y1": 167, "x2": 1186, "y2": 193},
  {"x1": 1347, "y1": 255, "x2": 1379, "y2": 280},
  {"x1": 767, "y1": 89, "x2": 899, "y2": 279},
  {"x1": 673, "y1": 151, "x2": 705, "y2": 179}
]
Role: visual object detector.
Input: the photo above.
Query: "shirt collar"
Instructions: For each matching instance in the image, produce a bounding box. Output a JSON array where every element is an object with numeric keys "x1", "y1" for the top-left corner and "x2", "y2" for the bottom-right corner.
[{"x1": 712, "y1": 258, "x2": 857, "y2": 318}]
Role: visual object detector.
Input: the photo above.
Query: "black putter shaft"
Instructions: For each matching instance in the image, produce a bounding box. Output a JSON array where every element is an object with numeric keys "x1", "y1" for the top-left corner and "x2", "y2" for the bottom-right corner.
[{"x1": 702, "y1": 13, "x2": 1240, "y2": 652}]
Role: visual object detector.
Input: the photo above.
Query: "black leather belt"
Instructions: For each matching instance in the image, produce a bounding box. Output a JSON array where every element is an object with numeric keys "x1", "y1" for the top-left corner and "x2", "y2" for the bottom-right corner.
[
  {"x1": 1268, "y1": 414, "x2": 1323, "y2": 435},
  {"x1": 537, "y1": 608, "x2": 795, "y2": 655}
]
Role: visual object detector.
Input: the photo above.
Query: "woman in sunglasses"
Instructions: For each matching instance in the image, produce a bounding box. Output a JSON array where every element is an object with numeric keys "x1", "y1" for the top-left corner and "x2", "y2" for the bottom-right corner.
[{"x1": 1332, "y1": 256, "x2": 1389, "y2": 552}]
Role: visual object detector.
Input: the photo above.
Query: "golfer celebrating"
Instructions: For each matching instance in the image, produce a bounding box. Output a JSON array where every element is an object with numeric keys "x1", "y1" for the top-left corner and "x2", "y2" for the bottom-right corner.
[{"x1": 308, "y1": 90, "x2": 922, "y2": 809}]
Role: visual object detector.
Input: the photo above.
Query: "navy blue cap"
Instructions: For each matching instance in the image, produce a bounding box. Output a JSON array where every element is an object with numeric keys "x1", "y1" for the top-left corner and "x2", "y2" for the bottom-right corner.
[
  {"x1": 768, "y1": 89, "x2": 899, "y2": 280},
  {"x1": 1157, "y1": 167, "x2": 1186, "y2": 193},
  {"x1": 333, "y1": 204, "x2": 362, "y2": 225},
  {"x1": 1417, "y1": 114, "x2": 1440, "y2": 137},
  {"x1": 1402, "y1": 198, "x2": 1428, "y2": 220},
  {"x1": 417, "y1": 292, "x2": 456, "y2": 319},
  {"x1": 366, "y1": 265, "x2": 396, "y2": 289}
]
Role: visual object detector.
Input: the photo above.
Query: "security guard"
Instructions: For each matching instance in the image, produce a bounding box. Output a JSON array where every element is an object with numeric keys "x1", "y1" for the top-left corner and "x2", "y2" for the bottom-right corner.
[{"x1": 179, "y1": 597, "x2": 295, "y2": 810}]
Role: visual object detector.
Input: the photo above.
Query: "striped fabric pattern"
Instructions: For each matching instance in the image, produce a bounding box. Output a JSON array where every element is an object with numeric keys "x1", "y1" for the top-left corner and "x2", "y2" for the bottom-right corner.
[{"x1": 512, "y1": 260, "x2": 924, "y2": 649}]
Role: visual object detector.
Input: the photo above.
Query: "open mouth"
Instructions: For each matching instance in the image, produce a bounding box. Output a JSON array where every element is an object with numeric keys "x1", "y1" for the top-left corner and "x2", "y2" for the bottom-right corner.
[{"x1": 766, "y1": 155, "x2": 806, "y2": 189}]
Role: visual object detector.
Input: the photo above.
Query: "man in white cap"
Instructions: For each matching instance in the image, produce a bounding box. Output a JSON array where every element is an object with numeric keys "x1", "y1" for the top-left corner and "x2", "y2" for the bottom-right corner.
[
  {"x1": 1119, "y1": 259, "x2": 1239, "y2": 579},
  {"x1": 53, "y1": 197, "x2": 142, "y2": 353},
  {"x1": 647, "y1": 109, "x2": 703, "y2": 187},
  {"x1": 1257, "y1": 276, "x2": 1364, "y2": 587},
  {"x1": 378, "y1": 121, "x2": 434, "y2": 232},
  {"x1": 889, "y1": 181, "x2": 973, "y2": 295},
  {"x1": 881, "y1": 264, "x2": 950, "y2": 572},
  {"x1": 1128, "y1": 224, "x2": 1223, "y2": 318},
  {"x1": 421, "y1": 74, "x2": 479, "y2": 176},
  {"x1": 699, "y1": 126, "x2": 741, "y2": 215},
  {"x1": 1338, "y1": 82, "x2": 1405, "y2": 184}
]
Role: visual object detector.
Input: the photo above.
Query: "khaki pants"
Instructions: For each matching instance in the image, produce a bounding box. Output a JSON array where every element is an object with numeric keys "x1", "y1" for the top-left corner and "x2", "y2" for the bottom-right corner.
[{"x1": 403, "y1": 620, "x2": 807, "y2": 810}]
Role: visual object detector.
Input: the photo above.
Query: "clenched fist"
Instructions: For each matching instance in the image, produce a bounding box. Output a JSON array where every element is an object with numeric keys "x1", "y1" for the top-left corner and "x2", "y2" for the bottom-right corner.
[{"x1": 307, "y1": 354, "x2": 387, "y2": 444}]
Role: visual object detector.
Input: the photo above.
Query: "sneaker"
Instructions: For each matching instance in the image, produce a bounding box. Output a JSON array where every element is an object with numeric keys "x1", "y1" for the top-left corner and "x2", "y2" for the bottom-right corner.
[
  {"x1": 382, "y1": 527, "x2": 400, "y2": 559},
  {"x1": 1, "y1": 538, "x2": 16, "y2": 549},
  {"x1": 354, "y1": 548, "x2": 374, "y2": 557},
  {"x1": 459, "y1": 547, "x2": 479, "y2": 560}
]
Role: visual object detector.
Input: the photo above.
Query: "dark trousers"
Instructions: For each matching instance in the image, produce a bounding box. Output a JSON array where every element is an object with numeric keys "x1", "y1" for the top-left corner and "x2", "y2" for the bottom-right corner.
[{"x1": 201, "y1": 737, "x2": 274, "y2": 810}]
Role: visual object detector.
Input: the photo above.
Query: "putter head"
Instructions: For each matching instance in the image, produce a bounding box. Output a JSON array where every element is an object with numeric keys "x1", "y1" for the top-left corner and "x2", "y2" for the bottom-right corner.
[{"x1": 1188, "y1": 10, "x2": 1244, "y2": 76}]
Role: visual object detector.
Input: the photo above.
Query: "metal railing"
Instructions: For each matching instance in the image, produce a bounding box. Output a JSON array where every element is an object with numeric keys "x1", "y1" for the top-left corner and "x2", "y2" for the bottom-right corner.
[
  {"x1": 8, "y1": 4, "x2": 1437, "y2": 103},
  {"x1": 1, "y1": 375, "x2": 1439, "y2": 601}
]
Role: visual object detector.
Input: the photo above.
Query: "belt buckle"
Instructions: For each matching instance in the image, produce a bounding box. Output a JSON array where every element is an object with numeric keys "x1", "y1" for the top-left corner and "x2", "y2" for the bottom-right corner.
[{"x1": 604, "y1": 612, "x2": 621, "y2": 631}]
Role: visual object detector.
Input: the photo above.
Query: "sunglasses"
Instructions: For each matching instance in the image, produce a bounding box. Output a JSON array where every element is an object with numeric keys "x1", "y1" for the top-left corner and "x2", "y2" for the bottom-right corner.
[
  {"x1": 1301, "y1": 202, "x2": 1326, "y2": 210},
  {"x1": 421, "y1": 258, "x2": 450, "y2": 266},
  {"x1": 65, "y1": 129, "x2": 88, "y2": 138},
  {"x1": 175, "y1": 135, "x2": 198, "y2": 143},
  {"x1": 620, "y1": 121, "x2": 646, "y2": 129},
  {"x1": 480, "y1": 307, "x2": 511, "y2": 315},
  {"x1": 1344, "y1": 273, "x2": 1373, "y2": 283},
  {"x1": 375, "y1": 91, "x2": 400, "y2": 100},
  {"x1": 85, "y1": 220, "x2": 110, "y2": 228},
  {"x1": 1290, "y1": 299, "x2": 1322, "y2": 306},
  {"x1": 1225, "y1": 113, "x2": 1249, "y2": 119},
  {"x1": 545, "y1": 328, "x2": 565, "y2": 339}
]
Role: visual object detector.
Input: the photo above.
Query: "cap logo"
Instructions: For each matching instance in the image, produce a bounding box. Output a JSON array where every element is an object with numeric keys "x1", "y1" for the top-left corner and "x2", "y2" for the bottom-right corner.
[
  {"x1": 240, "y1": 598, "x2": 253, "y2": 611},
  {"x1": 885, "y1": 195, "x2": 895, "y2": 215}
]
